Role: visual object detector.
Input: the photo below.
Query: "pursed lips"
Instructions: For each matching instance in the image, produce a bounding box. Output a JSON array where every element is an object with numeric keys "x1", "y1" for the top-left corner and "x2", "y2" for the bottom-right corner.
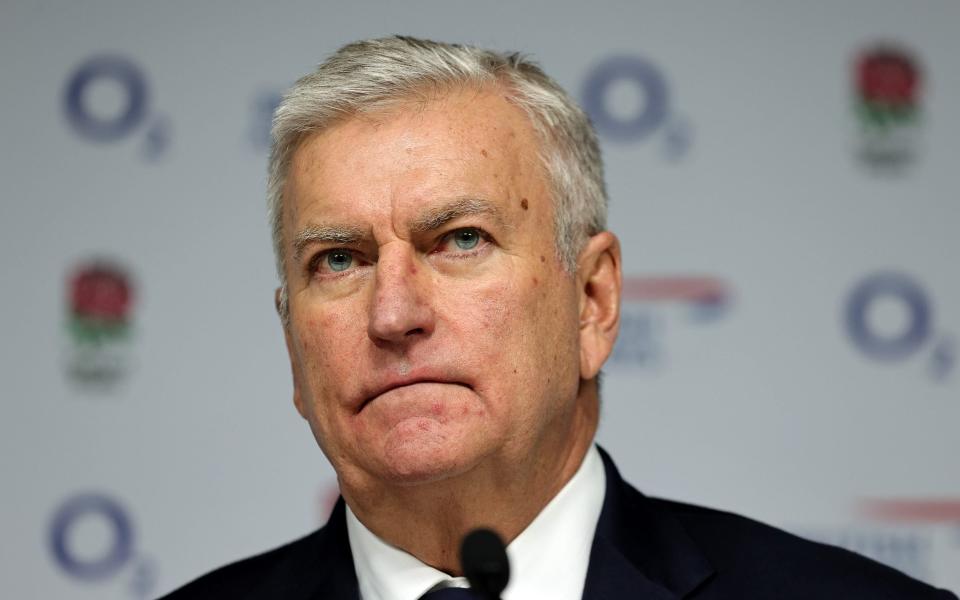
[{"x1": 356, "y1": 374, "x2": 473, "y2": 413}]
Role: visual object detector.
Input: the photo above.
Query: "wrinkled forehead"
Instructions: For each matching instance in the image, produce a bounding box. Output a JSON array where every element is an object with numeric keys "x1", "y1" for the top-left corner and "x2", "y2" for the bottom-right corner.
[{"x1": 281, "y1": 86, "x2": 549, "y2": 237}]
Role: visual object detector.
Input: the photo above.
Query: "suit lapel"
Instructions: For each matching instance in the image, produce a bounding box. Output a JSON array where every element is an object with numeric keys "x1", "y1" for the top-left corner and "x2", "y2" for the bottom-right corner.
[
  {"x1": 308, "y1": 499, "x2": 361, "y2": 600},
  {"x1": 582, "y1": 448, "x2": 715, "y2": 600}
]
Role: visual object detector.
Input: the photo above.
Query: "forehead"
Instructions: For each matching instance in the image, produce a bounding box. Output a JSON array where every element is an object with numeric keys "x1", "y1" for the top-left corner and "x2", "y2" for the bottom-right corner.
[{"x1": 282, "y1": 86, "x2": 547, "y2": 234}]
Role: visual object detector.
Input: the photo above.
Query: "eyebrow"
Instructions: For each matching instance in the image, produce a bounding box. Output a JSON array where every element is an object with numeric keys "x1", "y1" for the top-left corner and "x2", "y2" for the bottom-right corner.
[
  {"x1": 292, "y1": 224, "x2": 366, "y2": 263},
  {"x1": 410, "y1": 196, "x2": 506, "y2": 234}
]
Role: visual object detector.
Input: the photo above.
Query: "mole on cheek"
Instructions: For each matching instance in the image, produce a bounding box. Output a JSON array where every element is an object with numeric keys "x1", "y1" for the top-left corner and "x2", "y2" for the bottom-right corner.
[
  {"x1": 480, "y1": 149, "x2": 488, "y2": 157},
  {"x1": 520, "y1": 198, "x2": 528, "y2": 210},
  {"x1": 540, "y1": 255, "x2": 546, "y2": 263},
  {"x1": 532, "y1": 277, "x2": 539, "y2": 285}
]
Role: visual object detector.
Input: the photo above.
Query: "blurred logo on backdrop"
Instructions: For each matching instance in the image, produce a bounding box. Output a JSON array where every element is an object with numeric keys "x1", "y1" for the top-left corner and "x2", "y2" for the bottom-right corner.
[
  {"x1": 799, "y1": 525, "x2": 937, "y2": 585},
  {"x1": 582, "y1": 55, "x2": 693, "y2": 160},
  {"x1": 860, "y1": 498, "x2": 960, "y2": 591},
  {"x1": 63, "y1": 55, "x2": 171, "y2": 160},
  {"x1": 49, "y1": 493, "x2": 156, "y2": 599},
  {"x1": 797, "y1": 499, "x2": 960, "y2": 589},
  {"x1": 65, "y1": 260, "x2": 136, "y2": 387},
  {"x1": 844, "y1": 271, "x2": 954, "y2": 380},
  {"x1": 853, "y1": 45, "x2": 922, "y2": 171},
  {"x1": 610, "y1": 276, "x2": 731, "y2": 369}
]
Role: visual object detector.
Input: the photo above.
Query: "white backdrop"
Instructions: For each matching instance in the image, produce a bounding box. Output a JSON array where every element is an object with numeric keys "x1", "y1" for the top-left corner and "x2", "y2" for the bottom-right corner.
[{"x1": 2, "y1": 1, "x2": 957, "y2": 597}]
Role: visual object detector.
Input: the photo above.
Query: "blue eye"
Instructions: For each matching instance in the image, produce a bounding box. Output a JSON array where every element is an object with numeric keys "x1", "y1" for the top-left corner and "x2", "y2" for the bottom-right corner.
[
  {"x1": 452, "y1": 228, "x2": 480, "y2": 250},
  {"x1": 326, "y1": 250, "x2": 353, "y2": 272}
]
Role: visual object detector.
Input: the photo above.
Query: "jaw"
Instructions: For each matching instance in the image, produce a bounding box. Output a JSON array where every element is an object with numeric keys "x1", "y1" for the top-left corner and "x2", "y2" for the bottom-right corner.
[
  {"x1": 336, "y1": 386, "x2": 601, "y2": 575},
  {"x1": 324, "y1": 381, "x2": 494, "y2": 485}
]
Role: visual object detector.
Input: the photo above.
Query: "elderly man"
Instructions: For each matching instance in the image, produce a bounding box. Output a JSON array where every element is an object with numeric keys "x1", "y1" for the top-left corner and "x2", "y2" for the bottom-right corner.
[{"x1": 164, "y1": 37, "x2": 955, "y2": 599}]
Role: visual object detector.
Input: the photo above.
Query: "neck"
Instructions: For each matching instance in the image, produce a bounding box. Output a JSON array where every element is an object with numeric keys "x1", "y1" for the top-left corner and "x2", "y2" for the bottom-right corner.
[{"x1": 342, "y1": 385, "x2": 599, "y2": 575}]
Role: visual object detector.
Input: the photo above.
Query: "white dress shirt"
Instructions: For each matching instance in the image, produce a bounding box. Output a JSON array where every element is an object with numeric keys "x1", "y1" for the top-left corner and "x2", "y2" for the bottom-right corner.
[{"x1": 346, "y1": 445, "x2": 607, "y2": 600}]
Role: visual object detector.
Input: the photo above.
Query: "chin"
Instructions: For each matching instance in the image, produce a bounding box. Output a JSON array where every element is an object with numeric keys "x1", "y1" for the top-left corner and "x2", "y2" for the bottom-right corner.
[{"x1": 375, "y1": 418, "x2": 485, "y2": 485}]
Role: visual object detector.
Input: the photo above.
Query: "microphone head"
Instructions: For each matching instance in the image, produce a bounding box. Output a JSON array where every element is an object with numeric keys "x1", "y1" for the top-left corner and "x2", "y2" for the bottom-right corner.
[{"x1": 460, "y1": 528, "x2": 510, "y2": 600}]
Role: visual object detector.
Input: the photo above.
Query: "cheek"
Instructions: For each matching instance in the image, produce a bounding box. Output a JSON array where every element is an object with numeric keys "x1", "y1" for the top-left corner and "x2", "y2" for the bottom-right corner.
[
  {"x1": 443, "y1": 273, "x2": 574, "y2": 381},
  {"x1": 433, "y1": 279, "x2": 516, "y2": 377},
  {"x1": 465, "y1": 276, "x2": 579, "y2": 436},
  {"x1": 294, "y1": 309, "x2": 364, "y2": 402},
  {"x1": 515, "y1": 275, "x2": 580, "y2": 384},
  {"x1": 467, "y1": 280, "x2": 514, "y2": 340}
]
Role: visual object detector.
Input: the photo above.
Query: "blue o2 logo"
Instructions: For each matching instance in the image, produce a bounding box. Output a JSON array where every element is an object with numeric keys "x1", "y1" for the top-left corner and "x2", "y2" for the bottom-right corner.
[
  {"x1": 845, "y1": 272, "x2": 955, "y2": 380},
  {"x1": 581, "y1": 55, "x2": 692, "y2": 159},
  {"x1": 63, "y1": 55, "x2": 171, "y2": 158},
  {"x1": 583, "y1": 56, "x2": 669, "y2": 142},
  {"x1": 64, "y1": 56, "x2": 148, "y2": 142},
  {"x1": 49, "y1": 493, "x2": 134, "y2": 581},
  {"x1": 845, "y1": 272, "x2": 931, "y2": 361},
  {"x1": 48, "y1": 492, "x2": 158, "y2": 598}
]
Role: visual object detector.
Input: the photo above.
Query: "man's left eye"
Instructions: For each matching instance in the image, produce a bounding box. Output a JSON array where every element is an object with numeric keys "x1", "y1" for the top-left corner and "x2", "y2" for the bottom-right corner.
[
  {"x1": 451, "y1": 228, "x2": 480, "y2": 250},
  {"x1": 438, "y1": 227, "x2": 486, "y2": 253},
  {"x1": 326, "y1": 250, "x2": 354, "y2": 271}
]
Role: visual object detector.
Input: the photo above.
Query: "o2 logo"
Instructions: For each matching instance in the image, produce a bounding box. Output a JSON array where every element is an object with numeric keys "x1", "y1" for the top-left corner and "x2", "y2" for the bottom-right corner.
[
  {"x1": 845, "y1": 272, "x2": 955, "y2": 380},
  {"x1": 63, "y1": 55, "x2": 171, "y2": 160},
  {"x1": 581, "y1": 55, "x2": 692, "y2": 159},
  {"x1": 48, "y1": 493, "x2": 156, "y2": 598}
]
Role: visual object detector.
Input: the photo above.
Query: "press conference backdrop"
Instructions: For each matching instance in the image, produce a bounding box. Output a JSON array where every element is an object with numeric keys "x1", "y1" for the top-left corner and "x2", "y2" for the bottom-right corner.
[{"x1": 2, "y1": 1, "x2": 957, "y2": 597}]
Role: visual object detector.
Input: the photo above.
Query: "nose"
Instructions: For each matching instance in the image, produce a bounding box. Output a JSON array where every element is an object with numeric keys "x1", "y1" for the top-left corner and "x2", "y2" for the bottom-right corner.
[{"x1": 367, "y1": 247, "x2": 435, "y2": 345}]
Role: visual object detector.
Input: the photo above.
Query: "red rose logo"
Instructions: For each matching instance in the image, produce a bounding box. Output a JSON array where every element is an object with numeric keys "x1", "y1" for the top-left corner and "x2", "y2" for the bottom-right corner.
[
  {"x1": 65, "y1": 260, "x2": 136, "y2": 381},
  {"x1": 70, "y1": 264, "x2": 132, "y2": 322},
  {"x1": 857, "y1": 49, "x2": 919, "y2": 106}
]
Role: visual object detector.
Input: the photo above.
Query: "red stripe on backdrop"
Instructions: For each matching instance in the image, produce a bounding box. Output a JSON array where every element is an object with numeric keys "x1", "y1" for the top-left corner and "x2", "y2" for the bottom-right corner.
[
  {"x1": 621, "y1": 276, "x2": 727, "y2": 303},
  {"x1": 861, "y1": 499, "x2": 960, "y2": 523}
]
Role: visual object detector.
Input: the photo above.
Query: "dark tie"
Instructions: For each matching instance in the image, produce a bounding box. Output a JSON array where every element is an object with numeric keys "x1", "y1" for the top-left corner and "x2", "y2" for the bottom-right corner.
[{"x1": 417, "y1": 586, "x2": 482, "y2": 599}]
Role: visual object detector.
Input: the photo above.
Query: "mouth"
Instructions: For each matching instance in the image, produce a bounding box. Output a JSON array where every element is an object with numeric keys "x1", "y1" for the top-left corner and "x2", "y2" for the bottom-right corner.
[{"x1": 357, "y1": 376, "x2": 473, "y2": 413}]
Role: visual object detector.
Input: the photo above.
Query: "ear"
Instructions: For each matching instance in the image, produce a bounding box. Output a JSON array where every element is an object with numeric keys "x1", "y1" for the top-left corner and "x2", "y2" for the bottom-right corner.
[
  {"x1": 277, "y1": 287, "x2": 308, "y2": 420},
  {"x1": 576, "y1": 232, "x2": 622, "y2": 380}
]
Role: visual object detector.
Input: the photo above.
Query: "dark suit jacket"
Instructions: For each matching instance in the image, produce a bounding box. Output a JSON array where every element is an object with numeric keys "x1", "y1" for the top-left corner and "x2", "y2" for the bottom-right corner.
[{"x1": 162, "y1": 449, "x2": 957, "y2": 599}]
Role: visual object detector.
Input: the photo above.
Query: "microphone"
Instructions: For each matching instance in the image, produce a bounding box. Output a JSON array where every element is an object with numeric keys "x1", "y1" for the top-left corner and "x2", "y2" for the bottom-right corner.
[{"x1": 460, "y1": 528, "x2": 510, "y2": 600}]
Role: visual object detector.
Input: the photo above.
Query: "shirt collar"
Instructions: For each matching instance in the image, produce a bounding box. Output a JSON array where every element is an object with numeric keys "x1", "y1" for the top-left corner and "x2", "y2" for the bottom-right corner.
[{"x1": 346, "y1": 445, "x2": 606, "y2": 600}]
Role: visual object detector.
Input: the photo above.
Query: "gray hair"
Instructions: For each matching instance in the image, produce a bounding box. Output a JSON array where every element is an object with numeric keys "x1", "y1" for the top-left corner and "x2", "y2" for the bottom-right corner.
[{"x1": 268, "y1": 36, "x2": 607, "y2": 321}]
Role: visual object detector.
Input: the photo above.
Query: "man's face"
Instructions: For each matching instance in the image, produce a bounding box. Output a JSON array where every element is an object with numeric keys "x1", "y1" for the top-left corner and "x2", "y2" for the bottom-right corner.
[{"x1": 281, "y1": 88, "x2": 587, "y2": 491}]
